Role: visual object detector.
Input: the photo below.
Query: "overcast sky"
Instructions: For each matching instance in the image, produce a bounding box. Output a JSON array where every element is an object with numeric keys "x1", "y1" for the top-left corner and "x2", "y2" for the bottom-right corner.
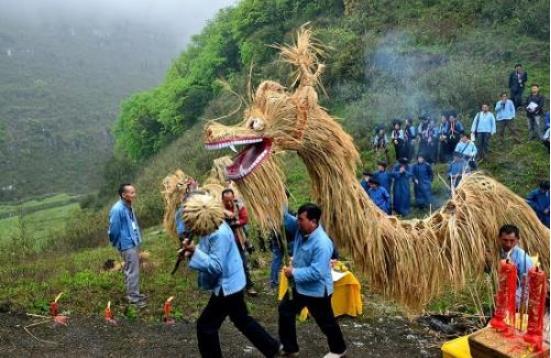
[{"x1": 0, "y1": 0, "x2": 237, "y2": 46}]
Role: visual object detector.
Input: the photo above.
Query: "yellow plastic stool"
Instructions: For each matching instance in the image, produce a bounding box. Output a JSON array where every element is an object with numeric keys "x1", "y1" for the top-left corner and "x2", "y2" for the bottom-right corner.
[{"x1": 441, "y1": 335, "x2": 471, "y2": 358}]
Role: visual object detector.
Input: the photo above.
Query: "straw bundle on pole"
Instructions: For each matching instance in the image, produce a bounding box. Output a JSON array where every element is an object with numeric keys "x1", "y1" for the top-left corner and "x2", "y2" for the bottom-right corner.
[
  {"x1": 161, "y1": 169, "x2": 190, "y2": 241},
  {"x1": 182, "y1": 193, "x2": 225, "y2": 237}
]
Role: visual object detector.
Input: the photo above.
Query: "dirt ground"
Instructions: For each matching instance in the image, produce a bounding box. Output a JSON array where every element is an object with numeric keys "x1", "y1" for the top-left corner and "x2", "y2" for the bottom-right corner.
[{"x1": 0, "y1": 309, "x2": 444, "y2": 357}]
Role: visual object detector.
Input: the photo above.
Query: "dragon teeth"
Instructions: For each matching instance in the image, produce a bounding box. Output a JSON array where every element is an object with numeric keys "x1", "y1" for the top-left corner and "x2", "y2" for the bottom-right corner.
[{"x1": 205, "y1": 137, "x2": 263, "y2": 150}]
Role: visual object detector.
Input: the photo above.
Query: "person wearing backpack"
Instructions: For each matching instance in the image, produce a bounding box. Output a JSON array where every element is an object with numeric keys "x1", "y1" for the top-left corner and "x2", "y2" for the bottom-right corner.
[
  {"x1": 471, "y1": 104, "x2": 496, "y2": 161},
  {"x1": 454, "y1": 133, "x2": 478, "y2": 170}
]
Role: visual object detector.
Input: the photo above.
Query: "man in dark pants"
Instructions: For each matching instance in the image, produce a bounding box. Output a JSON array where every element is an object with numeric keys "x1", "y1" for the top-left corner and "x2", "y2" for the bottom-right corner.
[
  {"x1": 182, "y1": 194, "x2": 280, "y2": 358},
  {"x1": 525, "y1": 84, "x2": 546, "y2": 140},
  {"x1": 222, "y1": 188, "x2": 258, "y2": 296},
  {"x1": 508, "y1": 64, "x2": 528, "y2": 108},
  {"x1": 471, "y1": 103, "x2": 496, "y2": 161},
  {"x1": 279, "y1": 203, "x2": 347, "y2": 358}
]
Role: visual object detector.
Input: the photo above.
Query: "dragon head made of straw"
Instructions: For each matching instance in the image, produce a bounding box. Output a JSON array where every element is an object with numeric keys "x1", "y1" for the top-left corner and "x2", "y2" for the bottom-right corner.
[{"x1": 203, "y1": 25, "x2": 327, "y2": 181}]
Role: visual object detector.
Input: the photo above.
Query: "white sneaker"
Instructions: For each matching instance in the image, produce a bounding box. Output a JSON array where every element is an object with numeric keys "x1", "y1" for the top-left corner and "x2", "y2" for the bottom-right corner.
[
  {"x1": 323, "y1": 351, "x2": 347, "y2": 358},
  {"x1": 278, "y1": 344, "x2": 299, "y2": 357}
]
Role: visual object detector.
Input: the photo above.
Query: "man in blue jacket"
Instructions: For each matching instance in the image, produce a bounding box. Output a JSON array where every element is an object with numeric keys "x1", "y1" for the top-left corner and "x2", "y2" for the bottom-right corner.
[
  {"x1": 497, "y1": 225, "x2": 533, "y2": 304},
  {"x1": 447, "y1": 152, "x2": 470, "y2": 188},
  {"x1": 360, "y1": 170, "x2": 372, "y2": 195},
  {"x1": 526, "y1": 181, "x2": 550, "y2": 228},
  {"x1": 108, "y1": 183, "x2": 146, "y2": 307},
  {"x1": 367, "y1": 178, "x2": 391, "y2": 214},
  {"x1": 411, "y1": 155, "x2": 433, "y2": 209},
  {"x1": 279, "y1": 203, "x2": 347, "y2": 358},
  {"x1": 181, "y1": 194, "x2": 280, "y2": 358},
  {"x1": 373, "y1": 160, "x2": 391, "y2": 194},
  {"x1": 391, "y1": 158, "x2": 413, "y2": 216},
  {"x1": 471, "y1": 103, "x2": 496, "y2": 161},
  {"x1": 495, "y1": 92, "x2": 519, "y2": 142}
]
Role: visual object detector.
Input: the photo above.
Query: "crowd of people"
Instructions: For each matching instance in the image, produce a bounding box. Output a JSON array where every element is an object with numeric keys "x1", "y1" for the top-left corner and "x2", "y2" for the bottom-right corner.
[{"x1": 364, "y1": 64, "x2": 549, "y2": 224}]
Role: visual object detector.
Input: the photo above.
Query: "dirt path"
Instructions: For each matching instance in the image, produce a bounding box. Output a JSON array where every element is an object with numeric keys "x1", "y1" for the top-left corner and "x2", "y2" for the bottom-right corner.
[{"x1": 0, "y1": 311, "x2": 443, "y2": 357}]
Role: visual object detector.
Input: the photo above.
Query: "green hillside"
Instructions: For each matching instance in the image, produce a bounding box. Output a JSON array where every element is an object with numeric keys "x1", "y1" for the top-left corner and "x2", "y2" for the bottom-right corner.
[{"x1": 0, "y1": 11, "x2": 181, "y2": 200}]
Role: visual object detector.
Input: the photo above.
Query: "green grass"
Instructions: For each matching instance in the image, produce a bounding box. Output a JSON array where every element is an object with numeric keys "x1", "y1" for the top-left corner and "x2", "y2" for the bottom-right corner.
[
  {"x1": 0, "y1": 225, "x2": 404, "y2": 322},
  {"x1": 0, "y1": 193, "x2": 76, "y2": 216},
  {"x1": 1, "y1": 227, "x2": 214, "y2": 321},
  {"x1": 0, "y1": 199, "x2": 80, "y2": 251}
]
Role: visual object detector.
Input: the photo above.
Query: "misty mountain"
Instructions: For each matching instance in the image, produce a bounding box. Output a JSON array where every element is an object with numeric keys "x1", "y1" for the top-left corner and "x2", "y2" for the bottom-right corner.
[{"x1": 0, "y1": 0, "x2": 234, "y2": 200}]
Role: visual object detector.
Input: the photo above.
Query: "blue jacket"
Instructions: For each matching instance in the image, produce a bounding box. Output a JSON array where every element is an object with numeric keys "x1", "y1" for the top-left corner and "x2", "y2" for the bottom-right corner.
[
  {"x1": 411, "y1": 162, "x2": 433, "y2": 206},
  {"x1": 284, "y1": 213, "x2": 334, "y2": 297},
  {"x1": 471, "y1": 111, "x2": 496, "y2": 134},
  {"x1": 500, "y1": 245, "x2": 533, "y2": 303},
  {"x1": 175, "y1": 205, "x2": 186, "y2": 237},
  {"x1": 368, "y1": 186, "x2": 391, "y2": 214},
  {"x1": 447, "y1": 159, "x2": 470, "y2": 187},
  {"x1": 360, "y1": 179, "x2": 369, "y2": 195},
  {"x1": 390, "y1": 129, "x2": 405, "y2": 141},
  {"x1": 495, "y1": 99, "x2": 516, "y2": 121},
  {"x1": 189, "y1": 221, "x2": 246, "y2": 296},
  {"x1": 373, "y1": 170, "x2": 391, "y2": 193},
  {"x1": 404, "y1": 125, "x2": 416, "y2": 141},
  {"x1": 108, "y1": 200, "x2": 141, "y2": 251},
  {"x1": 454, "y1": 141, "x2": 477, "y2": 159},
  {"x1": 447, "y1": 159, "x2": 469, "y2": 176},
  {"x1": 435, "y1": 121, "x2": 449, "y2": 137},
  {"x1": 390, "y1": 164, "x2": 412, "y2": 216},
  {"x1": 418, "y1": 121, "x2": 437, "y2": 142},
  {"x1": 447, "y1": 120, "x2": 465, "y2": 138},
  {"x1": 526, "y1": 189, "x2": 550, "y2": 227}
]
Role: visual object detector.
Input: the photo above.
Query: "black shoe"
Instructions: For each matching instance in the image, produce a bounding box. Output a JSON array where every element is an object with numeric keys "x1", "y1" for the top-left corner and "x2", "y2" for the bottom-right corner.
[
  {"x1": 246, "y1": 287, "x2": 259, "y2": 296},
  {"x1": 129, "y1": 300, "x2": 147, "y2": 308}
]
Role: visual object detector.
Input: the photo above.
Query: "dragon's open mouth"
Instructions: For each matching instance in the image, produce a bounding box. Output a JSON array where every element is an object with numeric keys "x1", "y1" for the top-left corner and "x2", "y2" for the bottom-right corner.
[{"x1": 205, "y1": 137, "x2": 272, "y2": 180}]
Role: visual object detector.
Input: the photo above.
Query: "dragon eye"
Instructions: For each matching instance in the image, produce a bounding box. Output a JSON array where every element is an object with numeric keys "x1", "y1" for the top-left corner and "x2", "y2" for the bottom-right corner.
[{"x1": 249, "y1": 117, "x2": 265, "y2": 131}]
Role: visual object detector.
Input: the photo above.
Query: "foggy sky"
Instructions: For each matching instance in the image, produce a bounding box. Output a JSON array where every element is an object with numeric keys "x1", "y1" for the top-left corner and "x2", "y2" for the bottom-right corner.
[{"x1": 0, "y1": 0, "x2": 237, "y2": 46}]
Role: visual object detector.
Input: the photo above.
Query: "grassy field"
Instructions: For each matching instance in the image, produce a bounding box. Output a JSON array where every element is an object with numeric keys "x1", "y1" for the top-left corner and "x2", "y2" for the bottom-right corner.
[
  {"x1": 0, "y1": 222, "x2": 492, "y2": 324},
  {"x1": 0, "y1": 193, "x2": 77, "y2": 216},
  {"x1": 1, "y1": 227, "x2": 247, "y2": 321},
  {"x1": 0, "y1": 194, "x2": 81, "y2": 251}
]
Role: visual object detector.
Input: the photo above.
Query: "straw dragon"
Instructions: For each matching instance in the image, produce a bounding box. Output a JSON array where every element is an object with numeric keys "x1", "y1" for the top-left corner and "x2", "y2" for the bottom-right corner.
[{"x1": 202, "y1": 26, "x2": 549, "y2": 309}]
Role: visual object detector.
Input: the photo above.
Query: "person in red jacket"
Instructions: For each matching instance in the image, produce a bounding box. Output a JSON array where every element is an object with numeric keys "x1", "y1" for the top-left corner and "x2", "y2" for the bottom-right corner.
[{"x1": 222, "y1": 188, "x2": 258, "y2": 296}]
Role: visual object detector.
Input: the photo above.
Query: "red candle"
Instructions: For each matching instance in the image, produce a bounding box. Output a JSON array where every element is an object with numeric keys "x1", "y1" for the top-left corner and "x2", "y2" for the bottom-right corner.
[
  {"x1": 490, "y1": 259, "x2": 517, "y2": 335},
  {"x1": 49, "y1": 302, "x2": 58, "y2": 316},
  {"x1": 49, "y1": 292, "x2": 63, "y2": 317},
  {"x1": 163, "y1": 296, "x2": 175, "y2": 325},
  {"x1": 105, "y1": 301, "x2": 113, "y2": 321},
  {"x1": 524, "y1": 267, "x2": 547, "y2": 351}
]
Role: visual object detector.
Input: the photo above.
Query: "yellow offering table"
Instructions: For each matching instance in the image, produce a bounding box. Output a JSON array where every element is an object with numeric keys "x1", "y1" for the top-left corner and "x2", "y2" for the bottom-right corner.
[
  {"x1": 278, "y1": 264, "x2": 362, "y2": 321},
  {"x1": 441, "y1": 336, "x2": 471, "y2": 358}
]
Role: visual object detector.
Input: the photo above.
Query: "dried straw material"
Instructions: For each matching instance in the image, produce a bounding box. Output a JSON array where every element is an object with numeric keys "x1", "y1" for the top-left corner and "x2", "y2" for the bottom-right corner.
[
  {"x1": 204, "y1": 156, "x2": 232, "y2": 187},
  {"x1": 233, "y1": 155, "x2": 287, "y2": 232},
  {"x1": 161, "y1": 169, "x2": 190, "y2": 240},
  {"x1": 182, "y1": 193, "x2": 225, "y2": 236},
  {"x1": 273, "y1": 23, "x2": 327, "y2": 92},
  {"x1": 202, "y1": 25, "x2": 550, "y2": 310}
]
